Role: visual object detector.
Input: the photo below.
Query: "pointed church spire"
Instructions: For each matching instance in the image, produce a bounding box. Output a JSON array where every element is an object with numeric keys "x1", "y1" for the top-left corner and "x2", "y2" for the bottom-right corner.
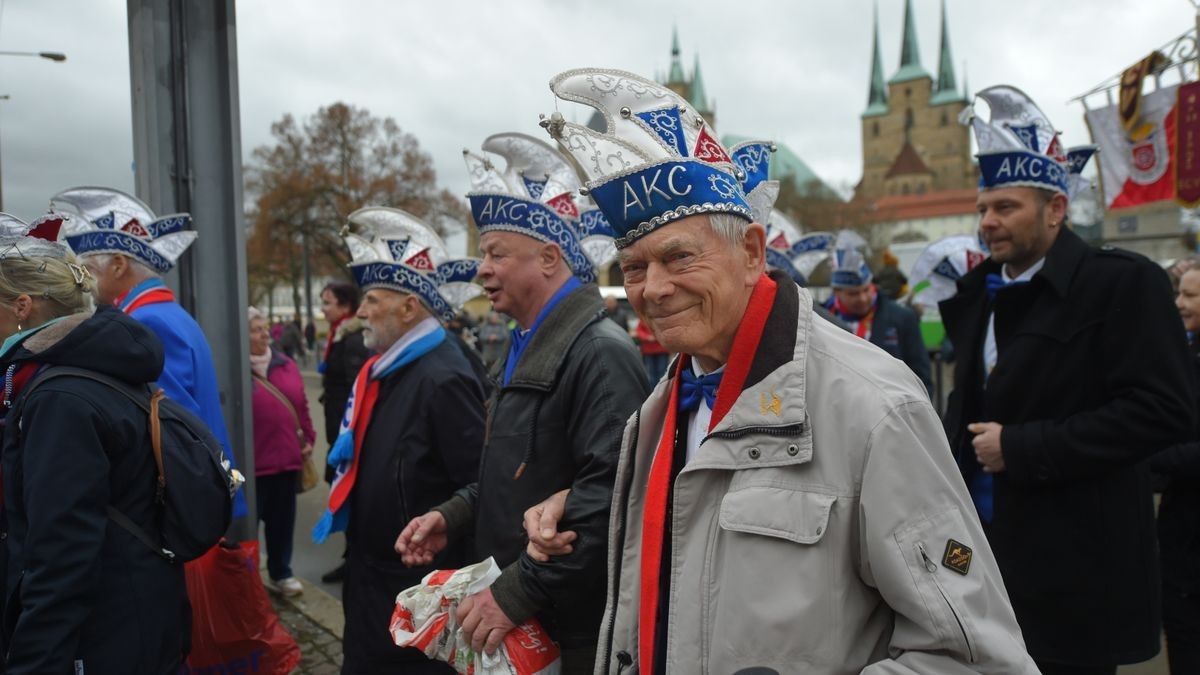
[
  {"x1": 864, "y1": 1, "x2": 889, "y2": 117},
  {"x1": 690, "y1": 53, "x2": 710, "y2": 113},
  {"x1": 890, "y1": 0, "x2": 930, "y2": 84},
  {"x1": 935, "y1": 0, "x2": 956, "y2": 92},
  {"x1": 931, "y1": 0, "x2": 965, "y2": 104},
  {"x1": 668, "y1": 26, "x2": 686, "y2": 84}
]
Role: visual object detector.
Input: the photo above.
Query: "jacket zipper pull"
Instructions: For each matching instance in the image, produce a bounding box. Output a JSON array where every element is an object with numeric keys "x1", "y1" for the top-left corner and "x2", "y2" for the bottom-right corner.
[
  {"x1": 916, "y1": 541, "x2": 938, "y2": 572},
  {"x1": 616, "y1": 650, "x2": 634, "y2": 674}
]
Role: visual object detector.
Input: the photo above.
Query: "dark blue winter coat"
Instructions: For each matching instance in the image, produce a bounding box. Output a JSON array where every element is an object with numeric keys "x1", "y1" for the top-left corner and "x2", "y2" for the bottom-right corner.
[{"x1": 0, "y1": 306, "x2": 189, "y2": 674}]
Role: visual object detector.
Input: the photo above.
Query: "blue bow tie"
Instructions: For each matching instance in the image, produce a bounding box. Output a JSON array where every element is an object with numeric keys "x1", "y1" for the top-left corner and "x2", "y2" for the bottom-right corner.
[
  {"x1": 985, "y1": 273, "x2": 1030, "y2": 299},
  {"x1": 679, "y1": 368, "x2": 723, "y2": 412}
]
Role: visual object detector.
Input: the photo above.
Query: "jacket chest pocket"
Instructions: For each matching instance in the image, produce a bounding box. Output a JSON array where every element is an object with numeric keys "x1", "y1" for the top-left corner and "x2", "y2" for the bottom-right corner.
[
  {"x1": 719, "y1": 486, "x2": 835, "y2": 544},
  {"x1": 701, "y1": 486, "x2": 839, "y2": 669}
]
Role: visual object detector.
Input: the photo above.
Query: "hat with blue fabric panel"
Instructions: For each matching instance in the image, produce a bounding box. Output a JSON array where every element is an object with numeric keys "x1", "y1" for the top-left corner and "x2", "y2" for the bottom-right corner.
[
  {"x1": 725, "y1": 137, "x2": 834, "y2": 285},
  {"x1": 540, "y1": 68, "x2": 753, "y2": 249},
  {"x1": 341, "y1": 207, "x2": 483, "y2": 322},
  {"x1": 464, "y1": 132, "x2": 616, "y2": 282},
  {"x1": 830, "y1": 230, "x2": 872, "y2": 288},
  {"x1": 961, "y1": 86, "x2": 1096, "y2": 199},
  {"x1": 50, "y1": 186, "x2": 197, "y2": 274}
]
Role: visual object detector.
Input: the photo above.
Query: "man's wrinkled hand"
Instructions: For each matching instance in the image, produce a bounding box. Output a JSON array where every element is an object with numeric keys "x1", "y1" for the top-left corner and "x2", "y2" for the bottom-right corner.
[
  {"x1": 456, "y1": 589, "x2": 515, "y2": 656},
  {"x1": 523, "y1": 489, "x2": 576, "y2": 562},
  {"x1": 968, "y1": 421, "x2": 1006, "y2": 473},
  {"x1": 394, "y1": 511, "x2": 448, "y2": 567}
]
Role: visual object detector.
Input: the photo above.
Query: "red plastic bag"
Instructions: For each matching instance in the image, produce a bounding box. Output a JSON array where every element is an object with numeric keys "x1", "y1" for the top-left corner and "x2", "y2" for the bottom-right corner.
[{"x1": 181, "y1": 540, "x2": 302, "y2": 674}]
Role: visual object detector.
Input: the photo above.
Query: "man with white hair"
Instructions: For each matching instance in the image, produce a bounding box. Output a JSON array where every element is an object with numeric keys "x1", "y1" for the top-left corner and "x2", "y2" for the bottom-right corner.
[
  {"x1": 313, "y1": 207, "x2": 487, "y2": 674},
  {"x1": 523, "y1": 69, "x2": 1037, "y2": 674},
  {"x1": 54, "y1": 187, "x2": 247, "y2": 517}
]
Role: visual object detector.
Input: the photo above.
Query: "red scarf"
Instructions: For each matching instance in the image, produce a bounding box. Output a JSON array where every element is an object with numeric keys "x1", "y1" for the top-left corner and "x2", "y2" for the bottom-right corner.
[
  {"x1": 323, "y1": 315, "x2": 347, "y2": 363},
  {"x1": 116, "y1": 285, "x2": 176, "y2": 314},
  {"x1": 324, "y1": 355, "x2": 381, "y2": 517},
  {"x1": 638, "y1": 274, "x2": 777, "y2": 675}
]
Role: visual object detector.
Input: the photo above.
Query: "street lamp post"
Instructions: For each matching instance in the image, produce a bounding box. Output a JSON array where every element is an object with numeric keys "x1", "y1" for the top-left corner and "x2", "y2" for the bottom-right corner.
[{"x1": 0, "y1": 51, "x2": 66, "y2": 62}]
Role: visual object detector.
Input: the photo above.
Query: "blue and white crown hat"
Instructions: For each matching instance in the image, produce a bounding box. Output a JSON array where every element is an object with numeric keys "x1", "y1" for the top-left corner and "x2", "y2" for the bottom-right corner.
[
  {"x1": 540, "y1": 68, "x2": 752, "y2": 249},
  {"x1": 49, "y1": 186, "x2": 196, "y2": 274},
  {"x1": 830, "y1": 229, "x2": 872, "y2": 288},
  {"x1": 341, "y1": 206, "x2": 483, "y2": 323},
  {"x1": 908, "y1": 234, "x2": 988, "y2": 310},
  {"x1": 1065, "y1": 145, "x2": 1098, "y2": 202},
  {"x1": 464, "y1": 132, "x2": 614, "y2": 284},
  {"x1": 960, "y1": 86, "x2": 1096, "y2": 200},
  {"x1": 764, "y1": 212, "x2": 834, "y2": 286}
]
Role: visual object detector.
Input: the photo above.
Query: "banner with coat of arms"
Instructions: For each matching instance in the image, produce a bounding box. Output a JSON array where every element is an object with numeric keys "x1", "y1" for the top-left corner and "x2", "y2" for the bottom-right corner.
[{"x1": 1089, "y1": 48, "x2": 1200, "y2": 207}]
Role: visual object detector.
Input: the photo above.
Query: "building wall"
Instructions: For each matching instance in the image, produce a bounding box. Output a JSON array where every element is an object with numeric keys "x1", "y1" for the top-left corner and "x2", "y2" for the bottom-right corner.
[
  {"x1": 859, "y1": 77, "x2": 974, "y2": 200},
  {"x1": 870, "y1": 213, "x2": 977, "y2": 249},
  {"x1": 1101, "y1": 203, "x2": 1190, "y2": 263}
]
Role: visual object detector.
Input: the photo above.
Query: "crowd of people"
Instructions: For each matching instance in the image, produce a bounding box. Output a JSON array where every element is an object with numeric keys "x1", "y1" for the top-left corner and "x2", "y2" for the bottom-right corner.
[{"x1": 0, "y1": 69, "x2": 1197, "y2": 675}]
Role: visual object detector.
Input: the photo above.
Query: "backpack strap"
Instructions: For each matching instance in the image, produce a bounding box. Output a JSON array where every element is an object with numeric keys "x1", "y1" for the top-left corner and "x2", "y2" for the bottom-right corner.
[{"x1": 18, "y1": 365, "x2": 177, "y2": 563}]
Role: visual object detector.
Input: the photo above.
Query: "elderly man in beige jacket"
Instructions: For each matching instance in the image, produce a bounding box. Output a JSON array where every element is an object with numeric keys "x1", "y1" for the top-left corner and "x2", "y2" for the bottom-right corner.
[{"x1": 522, "y1": 68, "x2": 1037, "y2": 675}]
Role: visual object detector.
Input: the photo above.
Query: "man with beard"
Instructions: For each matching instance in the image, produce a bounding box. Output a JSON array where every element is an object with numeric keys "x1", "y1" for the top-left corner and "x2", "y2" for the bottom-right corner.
[
  {"x1": 313, "y1": 208, "x2": 486, "y2": 675},
  {"x1": 939, "y1": 86, "x2": 1195, "y2": 674}
]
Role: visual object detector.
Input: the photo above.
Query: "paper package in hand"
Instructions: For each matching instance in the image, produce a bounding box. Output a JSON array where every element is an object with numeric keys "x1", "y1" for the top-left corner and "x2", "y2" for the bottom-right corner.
[{"x1": 390, "y1": 557, "x2": 561, "y2": 675}]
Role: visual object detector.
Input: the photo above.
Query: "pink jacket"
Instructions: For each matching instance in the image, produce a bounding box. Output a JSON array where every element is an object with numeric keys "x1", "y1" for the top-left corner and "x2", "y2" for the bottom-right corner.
[{"x1": 251, "y1": 351, "x2": 316, "y2": 476}]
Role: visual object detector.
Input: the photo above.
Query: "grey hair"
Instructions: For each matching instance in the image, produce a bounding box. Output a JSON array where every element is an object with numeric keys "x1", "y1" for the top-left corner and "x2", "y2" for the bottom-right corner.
[
  {"x1": 82, "y1": 252, "x2": 160, "y2": 282},
  {"x1": 248, "y1": 306, "x2": 265, "y2": 323},
  {"x1": 707, "y1": 213, "x2": 751, "y2": 247}
]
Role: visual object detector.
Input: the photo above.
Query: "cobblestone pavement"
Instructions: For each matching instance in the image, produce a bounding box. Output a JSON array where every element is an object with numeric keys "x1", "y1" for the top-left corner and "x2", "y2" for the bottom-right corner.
[{"x1": 268, "y1": 590, "x2": 344, "y2": 675}]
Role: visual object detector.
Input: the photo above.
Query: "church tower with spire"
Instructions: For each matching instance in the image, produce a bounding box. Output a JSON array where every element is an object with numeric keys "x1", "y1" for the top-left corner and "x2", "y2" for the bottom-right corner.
[
  {"x1": 661, "y1": 27, "x2": 717, "y2": 128},
  {"x1": 856, "y1": 0, "x2": 974, "y2": 202}
]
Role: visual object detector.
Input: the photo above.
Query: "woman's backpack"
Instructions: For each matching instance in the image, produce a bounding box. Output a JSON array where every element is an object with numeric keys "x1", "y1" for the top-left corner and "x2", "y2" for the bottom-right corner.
[{"x1": 18, "y1": 365, "x2": 242, "y2": 562}]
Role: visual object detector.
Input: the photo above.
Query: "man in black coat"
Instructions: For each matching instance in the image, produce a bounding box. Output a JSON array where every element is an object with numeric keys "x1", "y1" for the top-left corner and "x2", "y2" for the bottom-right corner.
[
  {"x1": 315, "y1": 224, "x2": 487, "y2": 674},
  {"x1": 397, "y1": 132, "x2": 648, "y2": 674},
  {"x1": 940, "y1": 85, "x2": 1196, "y2": 675}
]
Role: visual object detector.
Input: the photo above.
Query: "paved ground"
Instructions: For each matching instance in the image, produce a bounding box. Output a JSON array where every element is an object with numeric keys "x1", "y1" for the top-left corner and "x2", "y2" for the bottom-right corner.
[{"x1": 263, "y1": 366, "x2": 1171, "y2": 674}]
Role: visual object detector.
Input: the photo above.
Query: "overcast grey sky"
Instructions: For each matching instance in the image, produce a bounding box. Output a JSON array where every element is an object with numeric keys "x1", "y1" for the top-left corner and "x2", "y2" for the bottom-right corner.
[{"x1": 0, "y1": 0, "x2": 1190, "y2": 248}]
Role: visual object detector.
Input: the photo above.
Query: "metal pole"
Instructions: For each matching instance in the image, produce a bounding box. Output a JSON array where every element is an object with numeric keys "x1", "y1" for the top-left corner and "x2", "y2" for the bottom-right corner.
[{"x1": 127, "y1": 0, "x2": 255, "y2": 537}]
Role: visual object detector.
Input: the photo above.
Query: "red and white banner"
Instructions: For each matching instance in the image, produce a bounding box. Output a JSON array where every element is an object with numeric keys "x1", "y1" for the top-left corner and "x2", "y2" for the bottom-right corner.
[
  {"x1": 1086, "y1": 84, "x2": 1178, "y2": 209},
  {"x1": 1176, "y1": 80, "x2": 1200, "y2": 208}
]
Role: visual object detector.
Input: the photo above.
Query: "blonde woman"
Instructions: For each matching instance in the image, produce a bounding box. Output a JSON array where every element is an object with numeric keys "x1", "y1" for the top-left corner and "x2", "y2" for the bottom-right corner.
[{"x1": 0, "y1": 214, "x2": 189, "y2": 673}]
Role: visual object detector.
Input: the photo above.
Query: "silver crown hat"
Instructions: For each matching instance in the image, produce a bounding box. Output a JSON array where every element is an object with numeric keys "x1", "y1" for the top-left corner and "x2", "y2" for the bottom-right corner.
[
  {"x1": 907, "y1": 234, "x2": 988, "y2": 310},
  {"x1": 464, "y1": 132, "x2": 616, "y2": 282},
  {"x1": 723, "y1": 137, "x2": 832, "y2": 285},
  {"x1": 540, "y1": 68, "x2": 752, "y2": 249},
  {"x1": 959, "y1": 86, "x2": 1094, "y2": 198},
  {"x1": 341, "y1": 206, "x2": 483, "y2": 322},
  {"x1": 50, "y1": 186, "x2": 197, "y2": 274},
  {"x1": 0, "y1": 212, "x2": 77, "y2": 260},
  {"x1": 830, "y1": 229, "x2": 872, "y2": 288}
]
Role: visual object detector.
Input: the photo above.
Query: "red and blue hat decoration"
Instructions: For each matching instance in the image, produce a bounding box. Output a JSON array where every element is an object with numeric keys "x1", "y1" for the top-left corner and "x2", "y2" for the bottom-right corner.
[
  {"x1": 342, "y1": 207, "x2": 483, "y2": 323},
  {"x1": 50, "y1": 186, "x2": 196, "y2": 274},
  {"x1": 464, "y1": 132, "x2": 614, "y2": 282},
  {"x1": 541, "y1": 68, "x2": 752, "y2": 249}
]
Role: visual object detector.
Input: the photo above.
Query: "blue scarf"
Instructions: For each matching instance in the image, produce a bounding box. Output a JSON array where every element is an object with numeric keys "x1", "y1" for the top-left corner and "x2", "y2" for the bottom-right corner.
[
  {"x1": 503, "y1": 277, "x2": 581, "y2": 386},
  {"x1": 312, "y1": 325, "x2": 447, "y2": 544}
]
